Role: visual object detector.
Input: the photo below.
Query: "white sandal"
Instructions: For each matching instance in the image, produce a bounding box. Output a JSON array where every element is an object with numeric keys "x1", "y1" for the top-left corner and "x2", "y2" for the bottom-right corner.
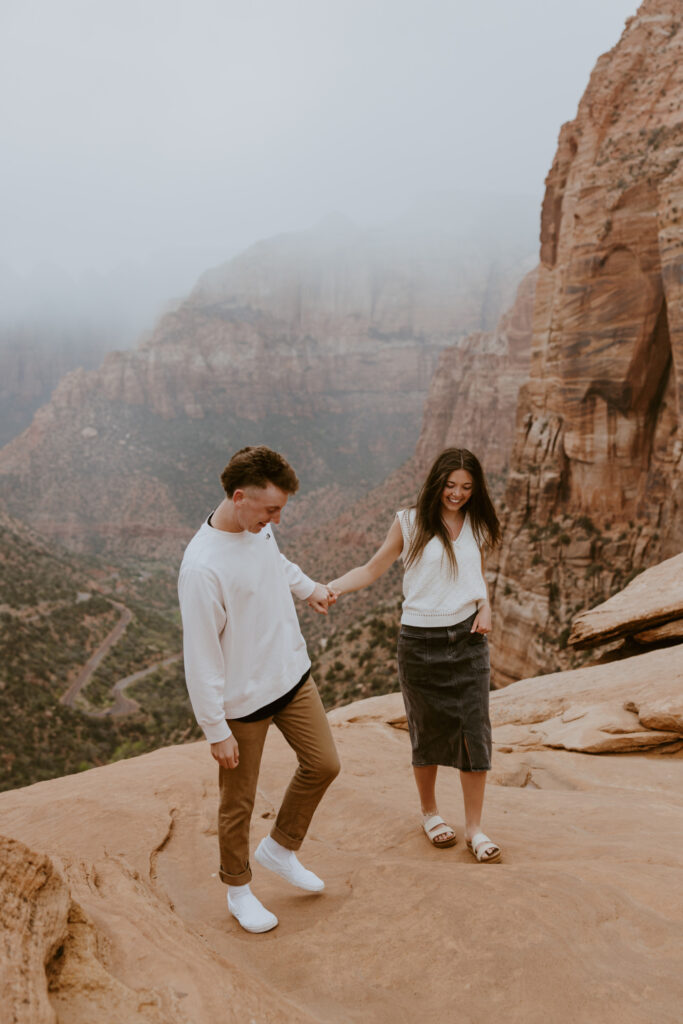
[
  {"x1": 422, "y1": 813, "x2": 457, "y2": 848},
  {"x1": 466, "y1": 831, "x2": 501, "y2": 863}
]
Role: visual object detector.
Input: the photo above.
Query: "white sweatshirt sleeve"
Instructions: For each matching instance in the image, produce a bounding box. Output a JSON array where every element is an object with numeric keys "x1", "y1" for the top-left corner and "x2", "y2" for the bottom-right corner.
[
  {"x1": 279, "y1": 552, "x2": 316, "y2": 600},
  {"x1": 178, "y1": 566, "x2": 232, "y2": 744}
]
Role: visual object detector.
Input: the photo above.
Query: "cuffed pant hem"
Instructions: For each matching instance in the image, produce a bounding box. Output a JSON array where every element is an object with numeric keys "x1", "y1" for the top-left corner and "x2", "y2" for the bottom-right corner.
[
  {"x1": 219, "y1": 865, "x2": 252, "y2": 886},
  {"x1": 270, "y1": 825, "x2": 302, "y2": 851}
]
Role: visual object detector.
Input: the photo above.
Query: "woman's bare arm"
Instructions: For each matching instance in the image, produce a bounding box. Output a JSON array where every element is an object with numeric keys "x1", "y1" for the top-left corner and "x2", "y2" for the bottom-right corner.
[{"x1": 329, "y1": 517, "x2": 404, "y2": 595}]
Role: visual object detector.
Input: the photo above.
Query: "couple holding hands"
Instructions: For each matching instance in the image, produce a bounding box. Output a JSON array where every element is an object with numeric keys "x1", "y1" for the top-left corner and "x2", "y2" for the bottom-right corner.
[{"x1": 178, "y1": 444, "x2": 501, "y2": 934}]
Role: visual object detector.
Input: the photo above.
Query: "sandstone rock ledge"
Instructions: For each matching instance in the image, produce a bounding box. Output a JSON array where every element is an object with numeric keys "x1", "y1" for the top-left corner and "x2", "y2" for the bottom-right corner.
[
  {"x1": 2, "y1": 670, "x2": 683, "y2": 1023},
  {"x1": 568, "y1": 553, "x2": 683, "y2": 649}
]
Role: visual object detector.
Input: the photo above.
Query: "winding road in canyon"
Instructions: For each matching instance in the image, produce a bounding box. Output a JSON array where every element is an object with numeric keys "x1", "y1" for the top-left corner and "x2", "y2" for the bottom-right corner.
[{"x1": 60, "y1": 601, "x2": 181, "y2": 717}]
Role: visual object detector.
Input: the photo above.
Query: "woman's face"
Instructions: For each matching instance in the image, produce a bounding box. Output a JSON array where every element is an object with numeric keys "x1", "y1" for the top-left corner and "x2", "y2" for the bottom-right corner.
[{"x1": 441, "y1": 469, "x2": 474, "y2": 515}]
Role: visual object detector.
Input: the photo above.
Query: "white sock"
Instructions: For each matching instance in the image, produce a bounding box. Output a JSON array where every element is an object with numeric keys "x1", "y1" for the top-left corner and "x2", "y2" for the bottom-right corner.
[
  {"x1": 262, "y1": 835, "x2": 294, "y2": 862},
  {"x1": 255, "y1": 835, "x2": 324, "y2": 892},
  {"x1": 228, "y1": 882, "x2": 253, "y2": 900}
]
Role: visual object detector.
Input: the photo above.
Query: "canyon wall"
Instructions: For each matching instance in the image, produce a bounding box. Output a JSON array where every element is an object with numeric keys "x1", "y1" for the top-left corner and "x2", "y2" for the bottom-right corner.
[
  {"x1": 413, "y1": 268, "x2": 537, "y2": 488},
  {"x1": 0, "y1": 324, "x2": 123, "y2": 449},
  {"x1": 0, "y1": 215, "x2": 532, "y2": 559},
  {"x1": 490, "y1": 0, "x2": 683, "y2": 685},
  {"x1": 0, "y1": 262, "x2": 182, "y2": 449}
]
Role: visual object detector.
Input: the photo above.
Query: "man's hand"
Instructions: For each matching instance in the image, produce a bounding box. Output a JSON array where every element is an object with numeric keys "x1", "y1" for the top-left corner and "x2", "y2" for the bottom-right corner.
[
  {"x1": 306, "y1": 582, "x2": 336, "y2": 614},
  {"x1": 211, "y1": 735, "x2": 239, "y2": 769}
]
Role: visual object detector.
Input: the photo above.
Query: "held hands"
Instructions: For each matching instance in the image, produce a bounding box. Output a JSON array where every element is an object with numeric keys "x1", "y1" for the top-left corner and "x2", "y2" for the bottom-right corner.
[
  {"x1": 306, "y1": 582, "x2": 338, "y2": 615},
  {"x1": 471, "y1": 602, "x2": 492, "y2": 635},
  {"x1": 211, "y1": 734, "x2": 239, "y2": 770}
]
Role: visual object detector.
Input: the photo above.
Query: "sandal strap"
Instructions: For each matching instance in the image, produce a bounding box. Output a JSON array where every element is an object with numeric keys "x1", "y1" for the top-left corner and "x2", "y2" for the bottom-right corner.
[
  {"x1": 469, "y1": 831, "x2": 499, "y2": 859},
  {"x1": 423, "y1": 814, "x2": 453, "y2": 839},
  {"x1": 423, "y1": 814, "x2": 446, "y2": 833}
]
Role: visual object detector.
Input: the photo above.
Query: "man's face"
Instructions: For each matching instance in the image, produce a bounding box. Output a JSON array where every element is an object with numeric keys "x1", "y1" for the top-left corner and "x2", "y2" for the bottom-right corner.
[{"x1": 232, "y1": 482, "x2": 289, "y2": 533}]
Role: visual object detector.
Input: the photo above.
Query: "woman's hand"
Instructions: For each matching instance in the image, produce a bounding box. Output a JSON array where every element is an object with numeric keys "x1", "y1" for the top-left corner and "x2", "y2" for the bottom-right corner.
[
  {"x1": 471, "y1": 602, "x2": 492, "y2": 635},
  {"x1": 307, "y1": 582, "x2": 336, "y2": 614}
]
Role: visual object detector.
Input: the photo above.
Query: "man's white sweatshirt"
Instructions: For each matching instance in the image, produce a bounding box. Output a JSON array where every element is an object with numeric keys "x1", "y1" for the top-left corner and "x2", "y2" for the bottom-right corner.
[{"x1": 178, "y1": 521, "x2": 315, "y2": 743}]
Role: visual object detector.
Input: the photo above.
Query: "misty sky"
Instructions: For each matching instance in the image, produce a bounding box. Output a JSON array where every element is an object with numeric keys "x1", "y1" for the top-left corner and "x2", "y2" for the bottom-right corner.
[{"x1": 2, "y1": 0, "x2": 638, "y2": 290}]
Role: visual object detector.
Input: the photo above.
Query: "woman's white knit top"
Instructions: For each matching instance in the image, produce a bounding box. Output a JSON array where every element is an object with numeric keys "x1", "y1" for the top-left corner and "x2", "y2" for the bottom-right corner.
[{"x1": 397, "y1": 508, "x2": 487, "y2": 627}]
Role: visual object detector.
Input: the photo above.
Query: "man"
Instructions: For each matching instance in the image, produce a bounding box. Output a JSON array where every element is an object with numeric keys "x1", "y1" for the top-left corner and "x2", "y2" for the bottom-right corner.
[{"x1": 178, "y1": 445, "x2": 340, "y2": 934}]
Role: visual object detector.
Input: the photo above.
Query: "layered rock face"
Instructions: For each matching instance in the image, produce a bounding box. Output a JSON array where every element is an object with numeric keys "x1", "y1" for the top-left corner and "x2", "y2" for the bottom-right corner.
[
  {"x1": 0, "y1": 261, "x2": 191, "y2": 449},
  {"x1": 0, "y1": 836, "x2": 71, "y2": 1024},
  {"x1": 0, "y1": 329, "x2": 112, "y2": 449},
  {"x1": 490, "y1": 2, "x2": 683, "y2": 684},
  {"x1": 0, "y1": 215, "x2": 532, "y2": 558},
  {"x1": 413, "y1": 268, "x2": 537, "y2": 487}
]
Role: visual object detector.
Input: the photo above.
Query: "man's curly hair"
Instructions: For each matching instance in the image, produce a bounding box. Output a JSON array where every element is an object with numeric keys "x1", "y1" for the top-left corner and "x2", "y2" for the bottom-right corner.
[{"x1": 220, "y1": 446, "x2": 299, "y2": 497}]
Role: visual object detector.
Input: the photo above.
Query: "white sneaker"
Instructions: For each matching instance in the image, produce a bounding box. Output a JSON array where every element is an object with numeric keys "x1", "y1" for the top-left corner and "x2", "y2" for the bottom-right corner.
[
  {"x1": 255, "y1": 837, "x2": 325, "y2": 892},
  {"x1": 227, "y1": 886, "x2": 278, "y2": 933}
]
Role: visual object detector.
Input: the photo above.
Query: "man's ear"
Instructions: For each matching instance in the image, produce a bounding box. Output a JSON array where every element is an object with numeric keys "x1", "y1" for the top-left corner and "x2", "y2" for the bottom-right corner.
[{"x1": 232, "y1": 489, "x2": 245, "y2": 505}]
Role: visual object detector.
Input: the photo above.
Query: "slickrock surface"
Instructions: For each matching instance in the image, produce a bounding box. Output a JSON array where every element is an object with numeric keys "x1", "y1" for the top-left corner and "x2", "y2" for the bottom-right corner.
[
  {"x1": 491, "y1": 0, "x2": 683, "y2": 684},
  {"x1": 0, "y1": 837, "x2": 71, "y2": 1024},
  {"x1": 2, "y1": 663, "x2": 683, "y2": 1024},
  {"x1": 569, "y1": 552, "x2": 683, "y2": 647},
  {"x1": 488, "y1": 644, "x2": 683, "y2": 754}
]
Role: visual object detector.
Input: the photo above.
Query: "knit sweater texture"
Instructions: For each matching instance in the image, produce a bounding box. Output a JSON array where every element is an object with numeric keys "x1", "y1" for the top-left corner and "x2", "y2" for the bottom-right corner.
[{"x1": 397, "y1": 508, "x2": 487, "y2": 627}]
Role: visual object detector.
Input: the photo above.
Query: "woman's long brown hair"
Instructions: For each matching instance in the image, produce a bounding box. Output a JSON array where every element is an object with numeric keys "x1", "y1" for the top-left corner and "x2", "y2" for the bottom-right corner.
[{"x1": 404, "y1": 448, "x2": 501, "y2": 574}]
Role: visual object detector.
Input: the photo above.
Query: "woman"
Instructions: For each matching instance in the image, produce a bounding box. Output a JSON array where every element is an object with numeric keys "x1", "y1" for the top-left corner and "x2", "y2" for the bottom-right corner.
[{"x1": 329, "y1": 448, "x2": 502, "y2": 862}]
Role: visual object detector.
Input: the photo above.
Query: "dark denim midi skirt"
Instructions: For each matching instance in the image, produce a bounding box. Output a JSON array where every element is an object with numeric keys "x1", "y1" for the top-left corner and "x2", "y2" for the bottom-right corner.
[{"x1": 396, "y1": 611, "x2": 492, "y2": 771}]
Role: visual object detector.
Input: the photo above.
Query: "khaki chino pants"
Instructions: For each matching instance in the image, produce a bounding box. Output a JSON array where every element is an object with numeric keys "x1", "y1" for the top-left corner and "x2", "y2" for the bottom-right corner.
[{"x1": 218, "y1": 676, "x2": 340, "y2": 885}]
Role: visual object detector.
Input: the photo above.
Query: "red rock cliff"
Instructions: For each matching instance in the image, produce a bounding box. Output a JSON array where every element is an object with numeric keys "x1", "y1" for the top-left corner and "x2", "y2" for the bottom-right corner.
[
  {"x1": 490, "y1": 1, "x2": 683, "y2": 685},
  {"x1": 413, "y1": 268, "x2": 537, "y2": 490}
]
